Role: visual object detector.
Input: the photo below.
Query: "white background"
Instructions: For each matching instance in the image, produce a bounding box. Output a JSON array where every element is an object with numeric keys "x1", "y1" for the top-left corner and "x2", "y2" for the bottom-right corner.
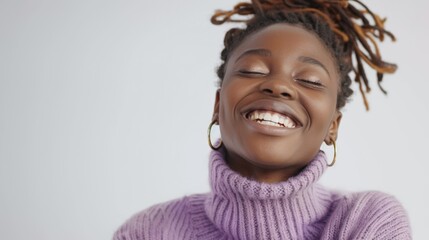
[{"x1": 1, "y1": 0, "x2": 428, "y2": 239}]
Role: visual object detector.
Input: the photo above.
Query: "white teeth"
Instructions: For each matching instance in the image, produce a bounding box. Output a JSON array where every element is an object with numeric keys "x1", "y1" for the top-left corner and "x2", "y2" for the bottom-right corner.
[
  {"x1": 247, "y1": 110, "x2": 296, "y2": 128},
  {"x1": 278, "y1": 116, "x2": 286, "y2": 125},
  {"x1": 271, "y1": 114, "x2": 279, "y2": 124},
  {"x1": 259, "y1": 121, "x2": 279, "y2": 127}
]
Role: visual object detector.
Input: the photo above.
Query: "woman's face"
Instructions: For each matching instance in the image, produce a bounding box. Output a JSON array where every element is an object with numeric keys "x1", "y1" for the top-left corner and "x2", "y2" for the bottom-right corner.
[{"x1": 212, "y1": 23, "x2": 342, "y2": 178}]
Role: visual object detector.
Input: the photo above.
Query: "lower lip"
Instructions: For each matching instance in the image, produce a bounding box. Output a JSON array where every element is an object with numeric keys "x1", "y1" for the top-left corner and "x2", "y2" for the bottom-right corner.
[{"x1": 242, "y1": 115, "x2": 299, "y2": 136}]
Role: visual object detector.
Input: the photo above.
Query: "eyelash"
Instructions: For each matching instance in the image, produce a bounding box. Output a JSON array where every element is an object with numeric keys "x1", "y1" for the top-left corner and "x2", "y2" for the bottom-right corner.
[
  {"x1": 238, "y1": 70, "x2": 266, "y2": 75},
  {"x1": 295, "y1": 78, "x2": 324, "y2": 87},
  {"x1": 238, "y1": 70, "x2": 324, "y2": 88}
]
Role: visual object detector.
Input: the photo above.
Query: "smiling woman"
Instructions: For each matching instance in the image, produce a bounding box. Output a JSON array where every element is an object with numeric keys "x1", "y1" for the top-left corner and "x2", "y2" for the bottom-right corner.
[
  {"x1": 113, "y1": 0, "x2": 411, "y2": 239},
  {"x1": 215, "y1": 24, "x2": 341, "y2": 183}
]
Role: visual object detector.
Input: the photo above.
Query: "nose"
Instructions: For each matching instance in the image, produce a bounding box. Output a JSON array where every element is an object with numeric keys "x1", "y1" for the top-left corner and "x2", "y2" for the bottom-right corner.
[{"x1": 259, "y1": 77, "x2": 297, "y2": 99}]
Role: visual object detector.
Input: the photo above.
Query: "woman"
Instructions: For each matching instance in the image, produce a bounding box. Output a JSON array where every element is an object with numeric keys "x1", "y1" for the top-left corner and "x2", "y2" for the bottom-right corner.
[{"x1": 114, "y1": 0, "x2": 411, "y2": 239}]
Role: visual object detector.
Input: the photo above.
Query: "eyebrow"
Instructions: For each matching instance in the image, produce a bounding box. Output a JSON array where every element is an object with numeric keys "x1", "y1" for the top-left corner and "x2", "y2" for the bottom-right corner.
[
  {"x1": 235, "y1": 49, "x2": 272, "y2": 63},
  {"x1": 298, "y1": 56, "x2": 330, "y2": 77}
]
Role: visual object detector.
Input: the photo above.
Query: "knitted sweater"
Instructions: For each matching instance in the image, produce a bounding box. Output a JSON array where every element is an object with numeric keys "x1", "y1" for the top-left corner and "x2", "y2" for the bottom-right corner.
[{"x1": 114, "y1": 150, "x2": 411, "y2": 240}]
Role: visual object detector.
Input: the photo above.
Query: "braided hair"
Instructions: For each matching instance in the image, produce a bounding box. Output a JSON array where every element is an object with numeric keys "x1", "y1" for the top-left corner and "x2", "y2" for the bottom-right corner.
[{"x1": 211, "y1": 0, "x2": 396, "y2": 110}]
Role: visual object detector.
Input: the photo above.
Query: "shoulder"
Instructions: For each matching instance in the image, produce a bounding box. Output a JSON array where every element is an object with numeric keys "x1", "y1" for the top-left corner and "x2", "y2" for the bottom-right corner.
[
  {"x1": 113, "y1": 193, "x2": 208, "y2": 240},
  {"x1": 327, "y1": 191, "x2": 412, "y2": 239}
]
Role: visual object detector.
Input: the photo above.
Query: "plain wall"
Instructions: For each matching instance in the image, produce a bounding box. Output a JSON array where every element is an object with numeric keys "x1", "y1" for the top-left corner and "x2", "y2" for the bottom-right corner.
[{"x1": 1, "y1": 0, "x2": 428, "y2": 239}]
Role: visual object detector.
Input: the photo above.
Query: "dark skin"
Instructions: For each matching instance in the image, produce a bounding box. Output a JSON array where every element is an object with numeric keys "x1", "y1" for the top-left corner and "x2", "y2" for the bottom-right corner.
[{"x1": 212, "y1": 23, "x2": 342, "y2": 183}]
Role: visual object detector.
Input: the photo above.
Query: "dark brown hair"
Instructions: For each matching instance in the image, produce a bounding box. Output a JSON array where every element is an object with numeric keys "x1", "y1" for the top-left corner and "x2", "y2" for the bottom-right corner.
[{"x1": 211, "y1": 0, "x2": 396, "y2": 110}]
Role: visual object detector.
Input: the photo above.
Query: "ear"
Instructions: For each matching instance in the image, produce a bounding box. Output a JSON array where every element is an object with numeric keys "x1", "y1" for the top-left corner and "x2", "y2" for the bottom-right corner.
[
  {"x1": 324, "y1": 111, "x2": 342, "y2": 145},
  {"x1": 211, "y1": 89, "x2": 221, "y2": 122}
]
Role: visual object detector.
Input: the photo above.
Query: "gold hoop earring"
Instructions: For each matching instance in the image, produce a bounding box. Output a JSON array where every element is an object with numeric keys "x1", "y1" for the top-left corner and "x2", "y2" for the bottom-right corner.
[
  {"x1": 327, "y1": 140, "x2": 337, "y2": 167},
  {"x1": 208, "y1": 120, "x2": 222, "y2": 150}
]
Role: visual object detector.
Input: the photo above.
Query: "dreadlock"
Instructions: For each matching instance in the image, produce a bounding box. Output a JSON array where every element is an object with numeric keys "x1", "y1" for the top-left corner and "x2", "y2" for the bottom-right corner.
[{"x1": 211, "y1": 0, "x2": 396, "y2": 110}]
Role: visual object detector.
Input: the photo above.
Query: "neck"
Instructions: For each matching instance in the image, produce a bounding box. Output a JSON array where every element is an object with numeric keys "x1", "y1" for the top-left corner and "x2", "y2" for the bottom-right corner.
[{"x1": 225, "y1": 149, "x2": 308, "y2": 183}]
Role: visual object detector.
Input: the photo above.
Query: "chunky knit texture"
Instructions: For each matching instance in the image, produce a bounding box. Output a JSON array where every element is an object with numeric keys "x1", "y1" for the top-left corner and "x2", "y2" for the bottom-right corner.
[{"x1": 114, "y1": 150, "x2": 411, "y2": 240}]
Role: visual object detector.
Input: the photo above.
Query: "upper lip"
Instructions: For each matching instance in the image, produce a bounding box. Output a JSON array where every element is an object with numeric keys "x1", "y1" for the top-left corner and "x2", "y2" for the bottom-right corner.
[{"x1": 241, "y1": 99, "x2": 303, "y2": 127}]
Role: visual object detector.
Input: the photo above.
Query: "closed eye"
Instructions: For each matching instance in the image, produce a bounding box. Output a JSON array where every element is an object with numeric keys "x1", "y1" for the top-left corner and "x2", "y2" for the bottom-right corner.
[
  {"x1": 238, "y1": 70, "x2": 267, "y2": 76},
  {"x1": 295, "y1": 78, "x2": 324, "y2": 87}
]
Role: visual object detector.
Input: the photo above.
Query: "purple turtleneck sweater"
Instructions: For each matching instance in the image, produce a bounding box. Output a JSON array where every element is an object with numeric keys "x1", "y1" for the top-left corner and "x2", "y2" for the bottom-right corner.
[{"x1": 114, "y1": 151, "x2": 411, "y2": 239}]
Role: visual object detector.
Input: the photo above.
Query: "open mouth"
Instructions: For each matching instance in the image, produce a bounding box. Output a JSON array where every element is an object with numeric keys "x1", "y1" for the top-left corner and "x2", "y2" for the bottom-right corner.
[{"x1": 246, "y1": 110, "x2": 297, "y2": 128}]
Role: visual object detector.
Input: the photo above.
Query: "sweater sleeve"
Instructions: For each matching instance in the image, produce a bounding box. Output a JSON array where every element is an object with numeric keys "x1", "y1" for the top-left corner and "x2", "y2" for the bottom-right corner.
[
  {"x1": 113, "y1": 202, "x2": 167, "y2": 240},
  {"x1": 112, "y1": 196, "x2": 194, "y2": 240},
  {"x1": 332, "y1": 191, "x2": 412, "y2": 240},
  {"x1": 360, "y1": 192, "x2": 412, "y2": 239}
]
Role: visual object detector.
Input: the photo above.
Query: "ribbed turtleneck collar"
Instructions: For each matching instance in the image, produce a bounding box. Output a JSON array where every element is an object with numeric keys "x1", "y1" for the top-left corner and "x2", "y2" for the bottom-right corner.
[{"x1": 204, "y1": 150, "x2": 332, "y2": 240}]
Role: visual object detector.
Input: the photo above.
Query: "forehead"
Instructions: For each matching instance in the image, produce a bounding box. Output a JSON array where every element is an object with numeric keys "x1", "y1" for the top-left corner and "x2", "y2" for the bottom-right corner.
[{"x1": 228, "y1": 23, "x2": 337, "y2": 71}]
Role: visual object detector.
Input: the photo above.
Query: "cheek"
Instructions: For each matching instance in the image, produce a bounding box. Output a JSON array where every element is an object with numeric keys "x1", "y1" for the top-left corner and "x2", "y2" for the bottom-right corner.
[
  {"x1": 218, "y1": 78, "x2": 255, "y2": 119},
  {"x1": 305, "y1": 91, "x2": 338, "y2": 134},
  {"x1": 218, "y1": 81, "x2": 239, "y2": 131},
  {"x1": 217, "y1": 88, "x2": 239, "y2": 148},
  {"x1": 218, "y1": 78, "x2": 256, "y2": 142}
]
